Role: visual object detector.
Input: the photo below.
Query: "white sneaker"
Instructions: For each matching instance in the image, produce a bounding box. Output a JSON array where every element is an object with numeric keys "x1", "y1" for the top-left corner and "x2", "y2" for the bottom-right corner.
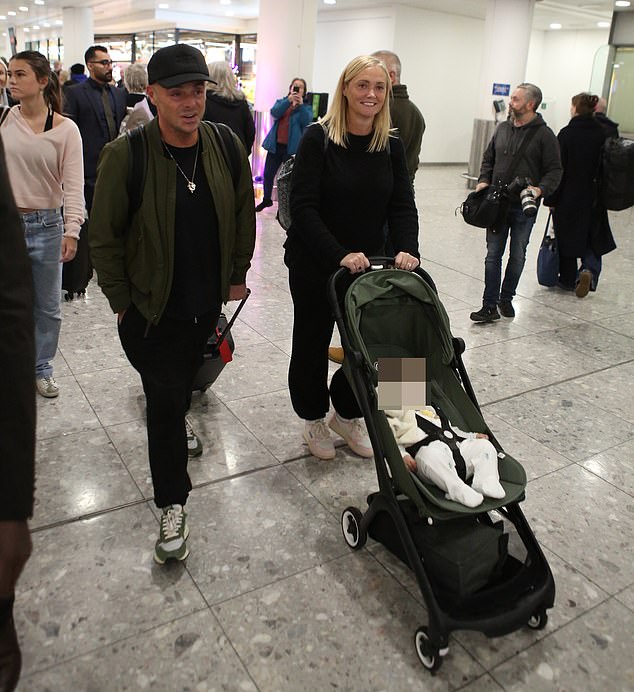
[
  {"x1": 36, "y1": 375, "x2": 59, "y2": 398},
  {"x1": 328, "y1": 414, "x2": 373, "y2": 458},
  {"x1": 303, "y1": 419, "x2": 336, "y2": 460},
  {"x1": 154, "y1": 504, "x2": 189, "y2": 564}
]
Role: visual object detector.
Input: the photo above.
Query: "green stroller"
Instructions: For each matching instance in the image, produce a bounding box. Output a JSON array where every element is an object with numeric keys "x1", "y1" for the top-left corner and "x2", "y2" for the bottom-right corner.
[{"x1": 328, "y1": 260, "x2": 555, "y2": 673}]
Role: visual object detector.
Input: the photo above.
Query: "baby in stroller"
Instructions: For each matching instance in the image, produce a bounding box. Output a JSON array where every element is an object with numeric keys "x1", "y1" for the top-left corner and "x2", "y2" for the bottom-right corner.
[{"x1": 385, "y1": 406, "x2": 505, "y2": 508}]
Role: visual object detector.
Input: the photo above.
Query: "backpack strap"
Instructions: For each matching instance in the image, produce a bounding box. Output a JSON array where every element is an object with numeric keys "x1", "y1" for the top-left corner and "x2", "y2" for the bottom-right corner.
[
  {"x1": 125, "y1": 125, "x2": 148, "y2": 223},
  {"x1": 204, "y1": 121, "x2": 241, "y2": 189}
]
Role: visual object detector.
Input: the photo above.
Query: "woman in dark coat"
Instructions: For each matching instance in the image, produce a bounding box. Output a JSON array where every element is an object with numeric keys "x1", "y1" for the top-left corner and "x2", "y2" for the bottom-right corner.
[
  {"x1": 545, "y1": 92, "x2": 616, "y2": 297},
  {"x1": 203, "y1": 61, "x2": 255, "y2": 156}
]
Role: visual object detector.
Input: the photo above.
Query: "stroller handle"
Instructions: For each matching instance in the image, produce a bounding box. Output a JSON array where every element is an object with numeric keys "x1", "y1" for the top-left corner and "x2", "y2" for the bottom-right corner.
[{"x1": 329, "y1": 257, "x2": 437, "y2": 299}]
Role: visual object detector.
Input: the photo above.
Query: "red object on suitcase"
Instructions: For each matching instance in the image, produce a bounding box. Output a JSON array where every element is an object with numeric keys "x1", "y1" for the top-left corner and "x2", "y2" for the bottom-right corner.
[{"x1": 191, "y1": 289, "x2": 250, "y2": 392}]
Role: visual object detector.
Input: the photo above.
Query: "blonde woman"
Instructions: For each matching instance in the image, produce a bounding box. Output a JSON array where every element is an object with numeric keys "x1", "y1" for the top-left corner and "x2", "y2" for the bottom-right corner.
[
  {"x1": 285, "y1": 55, "x2": 420, "y2": 460},
  {"x1": 203, "y1": 61, "x2": 255, "y2": 154},
  {"x1": 0, "y1": 51, "x2": 84, "y2": 397},
  {"x1": 0, "y1": 58, "x2": 15, "y2": 106}
]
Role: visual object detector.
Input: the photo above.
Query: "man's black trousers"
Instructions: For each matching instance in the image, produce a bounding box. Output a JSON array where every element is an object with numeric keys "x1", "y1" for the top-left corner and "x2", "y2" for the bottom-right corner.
[{"x1": 117, "y1": 303, "x2": 220, "y2": 508}]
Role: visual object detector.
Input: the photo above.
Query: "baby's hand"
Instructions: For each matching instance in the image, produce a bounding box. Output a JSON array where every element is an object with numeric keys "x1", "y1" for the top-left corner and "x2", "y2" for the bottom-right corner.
[
  {"x1": 404, "y1": 454, "x2": 416, "y2": 472},
  {"x1": 476, "y1": 433, "x2": 489, "y2": 439}
]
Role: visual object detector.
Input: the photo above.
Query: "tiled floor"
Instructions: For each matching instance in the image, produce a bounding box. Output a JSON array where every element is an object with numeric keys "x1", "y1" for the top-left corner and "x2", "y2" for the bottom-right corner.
[{"x1": 16, "y1": 167, "x2": 634, "y2": 691}]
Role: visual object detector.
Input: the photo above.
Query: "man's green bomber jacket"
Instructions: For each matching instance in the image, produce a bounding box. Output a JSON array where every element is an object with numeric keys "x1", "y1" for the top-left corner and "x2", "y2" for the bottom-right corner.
[{"x1": 89, "y1": 117, "x2": 256, "y2": 324}]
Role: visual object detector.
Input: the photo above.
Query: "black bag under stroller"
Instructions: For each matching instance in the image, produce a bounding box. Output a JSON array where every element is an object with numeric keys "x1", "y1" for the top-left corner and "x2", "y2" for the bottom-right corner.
[
  {"x1": 328, "y1": 260, "x2": 555, "y2": 673},
  {"x1": 191, "y1": 289, "x2": 250, "y2": 393}
]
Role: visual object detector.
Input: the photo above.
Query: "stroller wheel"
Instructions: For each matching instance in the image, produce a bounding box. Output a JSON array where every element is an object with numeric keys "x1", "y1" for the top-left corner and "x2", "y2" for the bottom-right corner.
[
  {"x1": 414, "y1": 627, "x2": 443, "y2": 673},
  {"x1": 341, "y1": 507, "x2": 366, "y2": 550},
  {"x1": 527, "y1": 610, "x2": 548, "y2": 630}
]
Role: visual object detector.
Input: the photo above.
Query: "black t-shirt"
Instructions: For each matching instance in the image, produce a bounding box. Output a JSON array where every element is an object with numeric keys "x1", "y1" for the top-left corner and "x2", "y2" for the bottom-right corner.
[{"x1": 162, "y1": 141, "x2": 221, "y2": 320}]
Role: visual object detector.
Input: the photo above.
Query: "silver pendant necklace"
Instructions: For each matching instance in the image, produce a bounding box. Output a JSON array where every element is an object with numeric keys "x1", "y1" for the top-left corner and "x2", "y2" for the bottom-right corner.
[{"x1": 162, "y1": 140, "x2": 199, "y2": 193}]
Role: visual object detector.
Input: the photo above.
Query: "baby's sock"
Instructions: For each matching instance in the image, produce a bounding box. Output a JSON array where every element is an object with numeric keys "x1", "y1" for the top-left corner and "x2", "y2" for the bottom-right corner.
[
  {"x1": 444, "y1": 482, "x2": 484, "y2": 508},
  {"x1": 471, "y1": 455, "x2": 505, "y2": 499}
]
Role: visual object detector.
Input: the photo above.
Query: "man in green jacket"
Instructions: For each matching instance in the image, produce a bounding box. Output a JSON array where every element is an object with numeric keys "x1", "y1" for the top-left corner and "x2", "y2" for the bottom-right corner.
[{"x1": 90, "y1": 44, "x2": 255, "y2": 564}]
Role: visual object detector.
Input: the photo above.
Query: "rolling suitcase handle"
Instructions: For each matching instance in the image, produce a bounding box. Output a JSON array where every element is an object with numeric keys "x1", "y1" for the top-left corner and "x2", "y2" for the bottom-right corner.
[{"x1": 215, "y1": 288, "x2": 251, "y2": 350}]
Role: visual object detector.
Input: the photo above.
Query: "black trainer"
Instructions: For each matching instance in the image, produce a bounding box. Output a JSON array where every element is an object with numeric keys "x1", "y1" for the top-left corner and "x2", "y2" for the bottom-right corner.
[
  {"x1": 255, "y1": 199, "x2": 273, "y2": 212},
  {"x1": 470, "y1": 305, "x2": 500, "y2": 323},
  {"x1": 498, "y1": 301, "x2": 515, "y2": 318}
]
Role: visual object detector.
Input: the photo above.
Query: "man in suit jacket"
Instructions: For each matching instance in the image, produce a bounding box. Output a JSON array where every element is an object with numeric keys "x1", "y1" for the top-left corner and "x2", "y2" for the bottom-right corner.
[
  {"x1": 63, "y1": 45, "x2": 127, "y2": 211},
  {"x1": 0, "y1": 136, "x2": 35, "y2": 692}
]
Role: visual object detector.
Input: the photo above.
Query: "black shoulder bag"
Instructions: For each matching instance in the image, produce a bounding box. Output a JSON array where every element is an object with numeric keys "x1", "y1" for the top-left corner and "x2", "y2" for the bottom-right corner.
[{"x1": 459, "y1": 125, "x2": 538, "y2": 229}]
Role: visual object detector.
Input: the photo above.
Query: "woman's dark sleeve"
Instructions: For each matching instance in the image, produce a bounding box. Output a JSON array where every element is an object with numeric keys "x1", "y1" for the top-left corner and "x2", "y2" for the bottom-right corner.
[
  {"x1": 544, "y1": 129, "x2": 567, "y2": 207},
  {"x1": 243, "y1": 101, "x2": 255, "y2": 155},
  {"x1": 0, "y1": 137, "x2": 36, "y2": 521},
  {"x1": 386, "y1": 136, "x2": 420, "y2": 258},
  {"x1": 289, "y1": 125, "x2": 348, "y2": 269}
]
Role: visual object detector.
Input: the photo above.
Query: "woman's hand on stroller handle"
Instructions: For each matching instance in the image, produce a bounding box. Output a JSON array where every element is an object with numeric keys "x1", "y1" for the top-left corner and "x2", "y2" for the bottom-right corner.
[
  {"x1": 394, "y1": 252, "x2": 420, "y2": 272},
  {"x1": 340, "y1": 252, "x2": 371, "y2": 274},
  {"x1": 340, "y1": 252, "x2": 419, "y2": 274}
]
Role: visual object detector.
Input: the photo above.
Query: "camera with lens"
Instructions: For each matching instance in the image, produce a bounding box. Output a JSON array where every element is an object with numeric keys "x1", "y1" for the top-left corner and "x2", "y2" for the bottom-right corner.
[{"x1": 506, "y1": 176, "x2": 538, "y2": 217}]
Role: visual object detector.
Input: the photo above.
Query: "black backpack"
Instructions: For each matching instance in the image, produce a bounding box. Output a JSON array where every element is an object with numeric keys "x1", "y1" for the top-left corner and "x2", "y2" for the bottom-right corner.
[
  {"x1": 601, "y1": 136, "x2": 634, "y2": 212},
  {"x1": 125, "y1": 121, "x2": 241, "y2": 220},
  {"x1": 276, "y1": 122, "x2": 329, "y2": 232}
]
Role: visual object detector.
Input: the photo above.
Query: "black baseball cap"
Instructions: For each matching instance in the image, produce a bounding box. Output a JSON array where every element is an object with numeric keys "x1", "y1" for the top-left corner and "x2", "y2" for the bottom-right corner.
[{"x1": 147, "y1": 44, "x2": 216, "y2": 88}]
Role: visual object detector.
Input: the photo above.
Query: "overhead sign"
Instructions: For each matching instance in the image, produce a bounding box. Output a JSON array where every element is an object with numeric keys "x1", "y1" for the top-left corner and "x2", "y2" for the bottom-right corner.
[{"x1": 492, "y1": 83, "x2": 511, "y2": 96}]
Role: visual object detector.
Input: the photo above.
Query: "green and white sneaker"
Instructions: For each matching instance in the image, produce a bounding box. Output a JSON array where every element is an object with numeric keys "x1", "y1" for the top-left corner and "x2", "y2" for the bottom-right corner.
[
  {"x1": 185, "y1": 416, "x2": 203, "y2": 458},
  {"x1": 154, "y1": 504, "x2": 189, "y2": 564}
]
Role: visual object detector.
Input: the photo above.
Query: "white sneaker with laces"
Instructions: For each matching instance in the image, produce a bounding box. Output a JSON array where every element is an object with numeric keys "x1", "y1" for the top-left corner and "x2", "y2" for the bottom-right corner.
[
  {"x1": 328, "y1": 414, "x2": 373, "y2": 458},
  {"x1": 36, "y1": 375, "x2": 59, "y2": 398},
  {"x1": 303, "y1": 419, "x2": 336, "y2": 460},
  {"x1": 154, "y1": 504, "x2": 189, "y2": 564}
]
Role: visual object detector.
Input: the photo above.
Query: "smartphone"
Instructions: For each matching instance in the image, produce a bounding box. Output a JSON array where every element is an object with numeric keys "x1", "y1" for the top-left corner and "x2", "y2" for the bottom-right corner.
[{"x1": 292, "y1": 85, "x2": 300, "y2": 93}]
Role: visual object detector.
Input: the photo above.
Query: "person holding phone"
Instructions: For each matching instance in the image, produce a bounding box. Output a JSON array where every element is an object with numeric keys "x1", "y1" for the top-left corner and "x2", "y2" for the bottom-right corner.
[{"x1": 255, "y1": 78, "x2": 313, "y2": 212}]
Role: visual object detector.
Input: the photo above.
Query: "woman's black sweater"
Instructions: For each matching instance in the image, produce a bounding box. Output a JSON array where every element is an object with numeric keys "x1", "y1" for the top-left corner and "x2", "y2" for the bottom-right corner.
[{"x1": 286, "y1": 124, "x2": 419, "y2": 273}]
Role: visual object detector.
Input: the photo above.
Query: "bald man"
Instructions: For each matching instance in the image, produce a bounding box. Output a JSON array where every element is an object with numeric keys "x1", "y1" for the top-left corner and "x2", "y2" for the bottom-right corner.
[
  {"x1": 372, "y1": 50, "x2": 425, "y2": 183},
  {"x1": 594, "y1": 97, "x2": 619, "y2": 139}
]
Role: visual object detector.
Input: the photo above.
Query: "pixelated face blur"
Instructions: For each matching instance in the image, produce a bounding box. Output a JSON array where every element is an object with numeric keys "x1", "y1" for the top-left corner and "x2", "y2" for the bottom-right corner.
[
  {"x1": 7, "y1": 59, "x2": 48, "y2": 101},
  {"x1": 376, "y1": 357, "x2": 429, "y2": 411},
  {"x1": 343, "y1": 65, "x2": 387, "y2": 123},
  {"x1": 147, "y1": 80, "x2": 206, "y2": 146}
]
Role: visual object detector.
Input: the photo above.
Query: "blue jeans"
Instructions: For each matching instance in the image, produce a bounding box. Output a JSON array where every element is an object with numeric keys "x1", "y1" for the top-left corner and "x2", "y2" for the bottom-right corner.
[
  {"x1": 581, "y1": 249, "x2": 602, "y2": 290},
  {"x1": 22, "y1": 209, "x2": 63, "y2": 378},
  {"x1": 483, "y1": 205, "x2": 536, "y2": 306}
]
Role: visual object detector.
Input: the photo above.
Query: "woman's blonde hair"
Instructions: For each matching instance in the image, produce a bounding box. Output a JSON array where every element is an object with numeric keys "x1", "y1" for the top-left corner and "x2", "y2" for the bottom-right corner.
[
  {"x1": 207, "y1": 61, "x2": 245, "y2": 102},
  {"x1": 321, "y1": 55, "x2": 392, "y2": 152}
]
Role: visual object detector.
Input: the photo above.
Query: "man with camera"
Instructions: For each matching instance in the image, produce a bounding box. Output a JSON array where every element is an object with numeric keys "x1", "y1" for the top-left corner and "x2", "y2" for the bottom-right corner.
[{"x1": 470, "y1": 83, "x2": 562, "y2": 322}]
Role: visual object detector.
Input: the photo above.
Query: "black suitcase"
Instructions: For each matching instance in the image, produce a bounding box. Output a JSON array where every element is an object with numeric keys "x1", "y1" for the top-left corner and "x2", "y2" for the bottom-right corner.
[{"x1": 192, "y1": 289, "x2": 250, "y2": 392}]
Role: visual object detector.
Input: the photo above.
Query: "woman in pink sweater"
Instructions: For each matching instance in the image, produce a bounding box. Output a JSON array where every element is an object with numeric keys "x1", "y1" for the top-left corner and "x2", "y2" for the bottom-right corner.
[{"x1": 0, "y1": 51, "x2": 84, "y2": 398}]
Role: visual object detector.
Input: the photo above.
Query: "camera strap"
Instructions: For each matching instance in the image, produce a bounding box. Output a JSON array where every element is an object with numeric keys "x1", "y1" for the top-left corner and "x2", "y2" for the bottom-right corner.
[{"x1": 499, "y1": 124, "x2": 539, "y2": 186}]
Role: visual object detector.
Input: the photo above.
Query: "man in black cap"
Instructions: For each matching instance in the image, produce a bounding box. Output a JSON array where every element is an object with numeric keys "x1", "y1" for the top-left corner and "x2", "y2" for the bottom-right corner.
[{"x1": 90, "y1": 44, "x2": 256, "y2": 564}]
